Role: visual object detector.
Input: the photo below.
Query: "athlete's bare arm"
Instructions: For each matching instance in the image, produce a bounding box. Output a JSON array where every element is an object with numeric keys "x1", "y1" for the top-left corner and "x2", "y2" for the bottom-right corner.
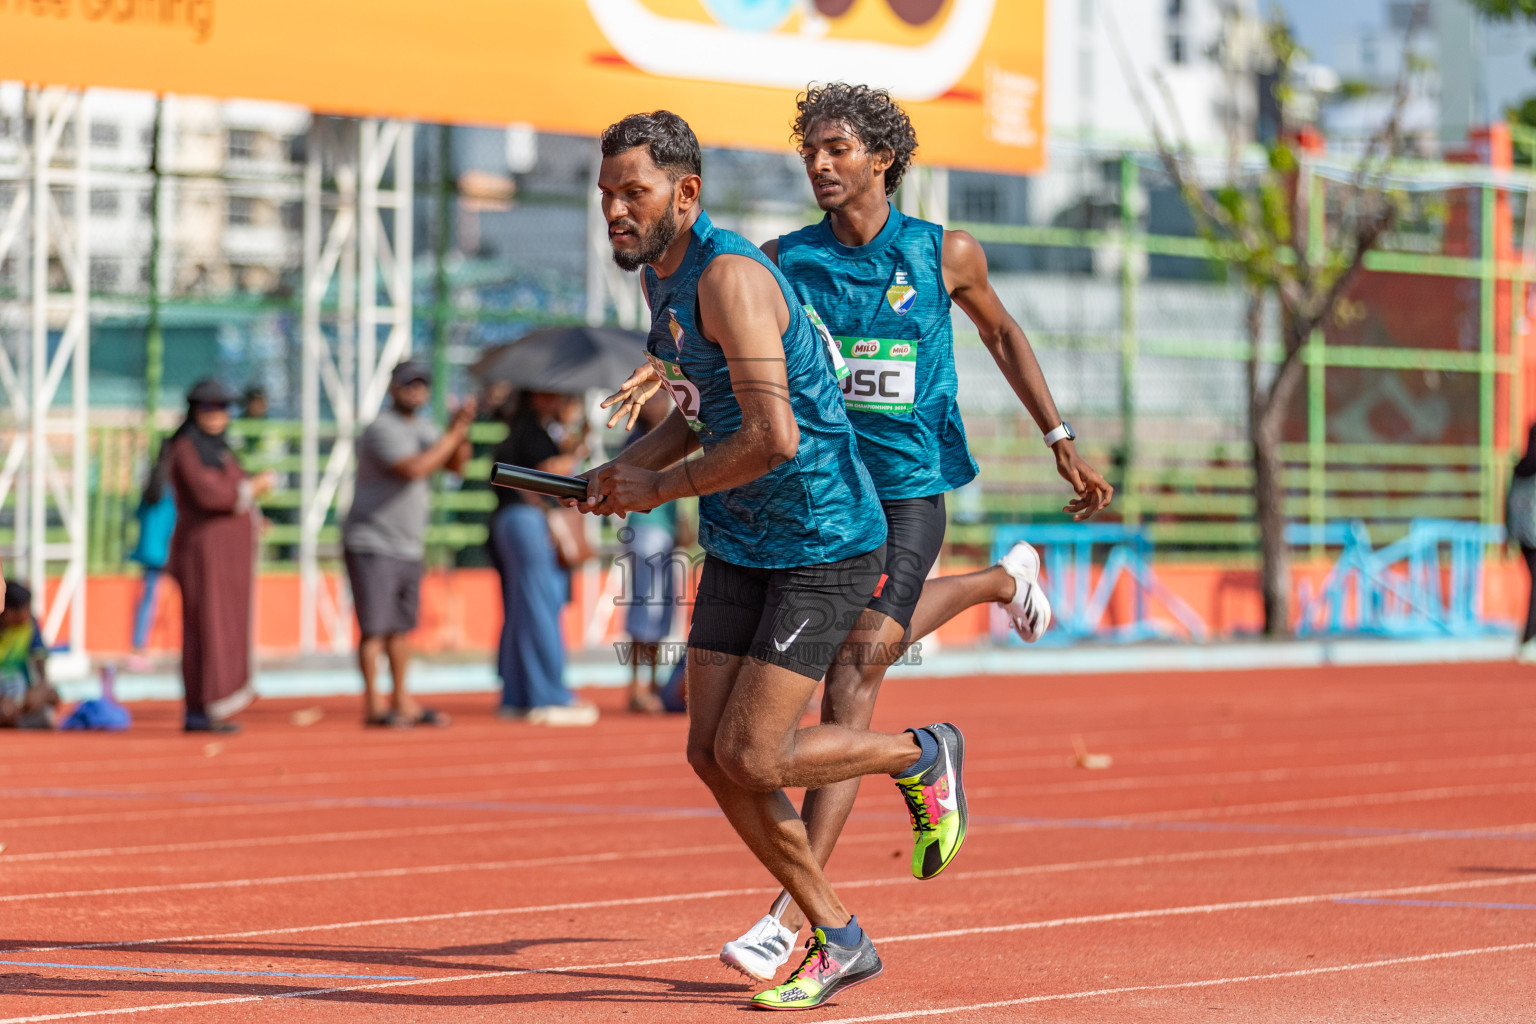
[
  {"x1": 943, "y1": 229, "x2": 1113, "y2": 521},
  {"x1": 581, "y1": 254, "x2": 798, "y2": 516},
  {"x1": 611, "y1": 406, "x2": 699, "y2": 472}
]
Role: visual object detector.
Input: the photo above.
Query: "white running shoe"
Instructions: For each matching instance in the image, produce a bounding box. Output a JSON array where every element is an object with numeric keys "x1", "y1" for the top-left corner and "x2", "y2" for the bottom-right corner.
[
  {"x1": 998, "y1": 541, "x2": 1052, "y2": 642},
  {"x1": 720, "y1": 913, "x2": 799, "y2": 982}
]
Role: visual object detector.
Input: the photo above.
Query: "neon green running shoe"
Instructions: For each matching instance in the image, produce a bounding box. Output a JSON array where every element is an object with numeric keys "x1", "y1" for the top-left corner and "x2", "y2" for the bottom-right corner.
[
  {"x1": 892, "y1": 722, "x2": 967, "y2": 880},
  {"x1": 750, "y1": 924, "x2": 883, "y2": 1011}
]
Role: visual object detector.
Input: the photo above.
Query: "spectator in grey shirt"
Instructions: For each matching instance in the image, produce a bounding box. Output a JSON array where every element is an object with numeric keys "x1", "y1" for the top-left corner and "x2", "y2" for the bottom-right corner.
[{"x1": 343, "y1": 360, "x2": 475, "y2": 727}]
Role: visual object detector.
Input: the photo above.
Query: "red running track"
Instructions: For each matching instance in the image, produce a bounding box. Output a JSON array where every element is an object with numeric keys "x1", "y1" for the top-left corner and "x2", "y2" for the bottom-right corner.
[{"x1": 1, "y1": 662, "x2": 1534, "y2": 1022}]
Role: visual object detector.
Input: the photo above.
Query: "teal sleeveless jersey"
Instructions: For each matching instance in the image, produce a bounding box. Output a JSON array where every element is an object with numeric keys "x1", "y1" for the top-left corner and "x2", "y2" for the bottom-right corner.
[
  {"x1": 777, "y1": 205, "x2": 978, "y2": 500},
  {"x1": 642, "y1": 209, "x2": 886, "y2": 569}
]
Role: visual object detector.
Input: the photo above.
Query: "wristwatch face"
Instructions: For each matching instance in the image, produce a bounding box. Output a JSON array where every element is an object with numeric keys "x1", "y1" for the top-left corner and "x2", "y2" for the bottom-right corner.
[{"x1": 1062, "y1": 421, "x2": 1075, "y2": 441}]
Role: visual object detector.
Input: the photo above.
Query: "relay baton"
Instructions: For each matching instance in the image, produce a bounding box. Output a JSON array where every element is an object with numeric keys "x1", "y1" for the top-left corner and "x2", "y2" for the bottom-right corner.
[{"x1": 489, "y1": 462, "x2": 590, "y2": 501}]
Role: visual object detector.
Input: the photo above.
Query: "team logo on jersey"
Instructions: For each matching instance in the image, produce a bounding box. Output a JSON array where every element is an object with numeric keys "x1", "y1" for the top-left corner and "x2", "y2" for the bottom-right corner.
[
  {"x1": 891, "y1": 343, "x2": 912, "y2": 357},
  {"x1": 886, "y1": 270, "x2": 917, "y2": 316},
  {"x1": 667, "y1": 309, "x2": 686, "y2": 351}
]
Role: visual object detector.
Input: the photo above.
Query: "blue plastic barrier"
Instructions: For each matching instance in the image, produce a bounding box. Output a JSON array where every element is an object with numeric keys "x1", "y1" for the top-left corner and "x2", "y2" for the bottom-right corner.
[
  {"x1": 991, "y1": 524, "x2": 1209, "y2": 645},
  {"x1": 1289, "y1": 519, "x2": 1508, "y2": 638}
]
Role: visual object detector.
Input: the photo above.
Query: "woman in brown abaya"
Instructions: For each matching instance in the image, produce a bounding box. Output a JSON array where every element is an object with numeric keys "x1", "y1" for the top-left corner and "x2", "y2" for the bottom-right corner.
[{"x1": 165, "y1": 379, "x2": 273, "y2": 733}]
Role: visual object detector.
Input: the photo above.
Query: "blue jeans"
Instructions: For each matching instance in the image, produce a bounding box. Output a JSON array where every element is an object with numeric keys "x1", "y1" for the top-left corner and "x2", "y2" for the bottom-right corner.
[
  {"x1": 132, "y1": 567, "x2": 163, "y2": 651},
  {"x1": 622, "y1": 523, "x2": 676, "y2": 644},
  {"x1": 490, "y1": 504, "x2": 575, "y2": 710}
]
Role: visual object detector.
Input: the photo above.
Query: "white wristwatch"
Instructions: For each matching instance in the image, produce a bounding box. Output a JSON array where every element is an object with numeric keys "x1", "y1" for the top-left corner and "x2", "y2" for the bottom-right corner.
[{"x1": 1043, "y1": 422, "x2": 1075, "y2": 447}]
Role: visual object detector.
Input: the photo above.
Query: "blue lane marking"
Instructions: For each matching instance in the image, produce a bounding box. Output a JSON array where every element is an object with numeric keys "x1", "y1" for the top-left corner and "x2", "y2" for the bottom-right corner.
[
  {"x1": 1335, "y1": 898, "x2": 1536, "y2": 911},
  {"x1": 0, "y1": 959, "x2": 419, "y2": 980}
]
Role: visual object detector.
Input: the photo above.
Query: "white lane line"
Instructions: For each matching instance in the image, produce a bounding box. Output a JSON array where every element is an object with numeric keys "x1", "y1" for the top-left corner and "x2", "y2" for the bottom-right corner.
[
  {"x1": 0, "y1": 783, "x2": 689, "y2": 830},
  {"x1": 0, "y1": 733, "x2": 684, "y2": 778},
  {"x1": 1124, "y1": 782, "x2": 1536, "y2": 821},
  {"x1": 14, "y1": 773, "x2": 1532, "y2": 839},
  {"x1": 8, "y1": 775, "x2": 1533, "y2": 859},
  {"x1": 811, "y1": 942, "x2": 1536, "y2": 1024},
  {"x1": 11, "y1": 798, "x2": 1534, "y2": 908},
  {"x1": 873, "y1": 870, "x2": 1536, "y2": 944},
  {"x1": 14, "y1": 748, "x2": 1536, "y2": 818},
  {"x1": 4, "y1": 875, "x2": 1536, "y2": 1023},
  {"x1": 10, "y1": 752, "x2": 688, "y2": 796},
  {"x1": 971, "y1": 752, "x2": 1536, "y2": 799},
  {"x1": 0, "y1": 820, "x2": 534, "y2": 863},
  {"x1": 0, "y1": 795, "x2": 708, "y2": 860},
  {"x1": 17, "y1": 822, "x2": 1535, "y2": 954},
  {"x1": 0, "y1": 839, "x2": 759, "y2": 905},
  {"x1": 0, "y1": 951, "x2": 724, "y2": 1023},
  {"x1": 969, "y1": 727, "x2": 1536, "y2": 774}
]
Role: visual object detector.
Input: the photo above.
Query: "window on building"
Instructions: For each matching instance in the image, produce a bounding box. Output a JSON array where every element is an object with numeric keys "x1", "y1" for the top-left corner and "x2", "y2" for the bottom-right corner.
[
  {"x1": 1166, "y1": 0, "x2": 1187, "y2": 65},
  {"x1": 51, "y1": 189, "x2": 74, "y2": 216},
  {"x1": 89, "y1": 258, "x2": 117, "y2": 291},
  {"x1": 140, "y1": 126, "x2": 156, "y2": 149},
  {"x1": 90, "y1": 123, "x2": 120, "y2": 147},
  {"x1": 0, "y1": 117, "x2": 11, "y2": 140},
  {"x1": 227, "y1": 129, "x2": 259, "y2": 161},
  {"x1": 228, "y1": 195, "x2": 256, "y2": 225},
  {"x1": 139, "y1": 191, "x2": 155, "y2": 216},
  {"x1": 280, "y1": 200, "x2": 302, "y2": 231},
  {"x1": 90, "y1": 191, "x2": 120, "y2": 216},
  {"x1": 959, "y1": 183, "x2": 1001, "y2": 223}
]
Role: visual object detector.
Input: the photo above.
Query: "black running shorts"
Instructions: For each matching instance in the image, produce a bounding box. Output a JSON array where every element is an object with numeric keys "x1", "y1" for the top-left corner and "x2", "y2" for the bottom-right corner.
[
  {"x1": 689, "y1": 545, "x2": 886, "y2": 681},
  {"x1": 866, "y1": 493, "x2": 948, "y2": 631}
]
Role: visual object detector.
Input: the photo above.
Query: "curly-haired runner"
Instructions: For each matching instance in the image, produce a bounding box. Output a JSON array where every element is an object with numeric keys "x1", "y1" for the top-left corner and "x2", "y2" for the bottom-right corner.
[
  {"x1": 719, "y1": 84, "x2": 1114, "y2": 997},
  {"x1": 790, "y1": 81, "x2": 919, "y2": 197}
]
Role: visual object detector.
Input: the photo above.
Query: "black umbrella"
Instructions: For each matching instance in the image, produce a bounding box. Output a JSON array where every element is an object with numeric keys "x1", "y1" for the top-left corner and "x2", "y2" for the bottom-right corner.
[{"x1": 472, "y1": 326, "x2": 648, "y2": 394}]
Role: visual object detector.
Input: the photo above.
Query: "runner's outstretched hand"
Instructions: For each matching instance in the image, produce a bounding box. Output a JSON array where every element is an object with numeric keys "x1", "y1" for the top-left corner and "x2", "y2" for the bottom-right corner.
[
  {"x1": 601, "y1": 362, "x2": 663, "y2": 430},
  {"x1": 1053, "y1": 441, "x2": 1113, "y2": 521}
]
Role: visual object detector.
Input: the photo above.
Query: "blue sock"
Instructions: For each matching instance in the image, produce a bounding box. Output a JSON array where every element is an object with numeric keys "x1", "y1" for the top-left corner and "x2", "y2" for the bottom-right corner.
[
  {"x1": 893, "y1": 727, "x2": 938, "y2": 778},
  {"x1": 819, "y1": 915, "x2": 862, "y2": 946}
]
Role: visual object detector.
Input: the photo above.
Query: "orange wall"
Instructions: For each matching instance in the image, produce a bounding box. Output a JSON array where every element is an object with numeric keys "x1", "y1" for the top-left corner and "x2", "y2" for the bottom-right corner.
[{"x1": 88, "y1": 556, "x2": 1528, "y2": 657}]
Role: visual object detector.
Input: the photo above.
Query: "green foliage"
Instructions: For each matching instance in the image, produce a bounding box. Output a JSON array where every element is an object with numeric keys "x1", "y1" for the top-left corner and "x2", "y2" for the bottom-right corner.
[
  {"x1": 1465, "y1": 0, "x2": 1536, "y2": 19},
  {"x1": 1509, "y1": 96, "x2": 1536, "y2": 164}
]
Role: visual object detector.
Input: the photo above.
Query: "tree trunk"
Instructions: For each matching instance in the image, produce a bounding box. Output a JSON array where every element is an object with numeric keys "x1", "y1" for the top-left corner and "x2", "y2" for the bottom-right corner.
[
  {"x1": 1251, "y1": 400, "x2": 1290, "y2": 637},
  {"x1": 1247, "y1": 297, "x2": 1310, "y2": 638},
  {"x1": 1247, "y1": 300, "x2": 1308, "y2": 635}
]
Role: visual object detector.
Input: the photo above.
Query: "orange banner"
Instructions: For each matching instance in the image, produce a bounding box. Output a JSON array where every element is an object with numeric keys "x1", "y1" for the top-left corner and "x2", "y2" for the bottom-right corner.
[{"x1": 1, "y1": 0, "x2": 1045, "y2": 173}]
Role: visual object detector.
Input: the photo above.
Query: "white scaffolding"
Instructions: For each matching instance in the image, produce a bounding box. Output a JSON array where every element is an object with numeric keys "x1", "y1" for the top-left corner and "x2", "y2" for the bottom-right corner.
[
  {"x1": 0, "y1": 87, "x2": 90, "y2": 664},
  {"x1": 299, "y1": 116, "x2": 414, "y2": 653}
]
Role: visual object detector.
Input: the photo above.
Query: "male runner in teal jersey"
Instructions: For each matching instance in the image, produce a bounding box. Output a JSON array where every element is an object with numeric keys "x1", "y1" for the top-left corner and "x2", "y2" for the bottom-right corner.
[
  {"x1": 573, "y1": 111, "x2": 973, "y2": 1011},
  {"x1": 604, "y1": 86, "x2": 1114, "y2": 983}
]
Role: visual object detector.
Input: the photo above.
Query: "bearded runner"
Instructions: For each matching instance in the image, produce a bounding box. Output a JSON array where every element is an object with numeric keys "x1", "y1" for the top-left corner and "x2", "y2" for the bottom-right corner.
[{"x1": 572, "y1": 110, "x2": 970, "y2": 1012}]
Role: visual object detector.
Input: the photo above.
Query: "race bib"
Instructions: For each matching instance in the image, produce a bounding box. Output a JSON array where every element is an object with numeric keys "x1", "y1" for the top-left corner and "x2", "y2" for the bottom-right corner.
[
  {"x1": 836, "y1": 337, "x2": 917, "y2": 414},
  {"x1": 648, "y1": 354, "x2": 705, "y2": 432},
  {"x1": 803, "y1": 304, "x2": 850, "y2": 382}
]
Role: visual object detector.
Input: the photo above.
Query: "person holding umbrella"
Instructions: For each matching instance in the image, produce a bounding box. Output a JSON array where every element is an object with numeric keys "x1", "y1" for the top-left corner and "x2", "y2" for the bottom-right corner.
[{"x1": 488, "y1": 389, "x2": 597, "y2": 725}]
